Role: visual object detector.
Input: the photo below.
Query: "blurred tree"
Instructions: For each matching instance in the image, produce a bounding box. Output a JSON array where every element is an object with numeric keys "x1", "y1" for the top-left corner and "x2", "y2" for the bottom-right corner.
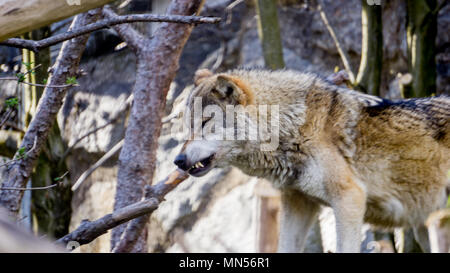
[
  {"x1": 254, "y1": 0, "x2": 284, "y2": 252},
  {"x1": 354, "y1": 0, "x2": 383, "y2": 96},
  {"x1": 405, "y1": 0, "x2": 438, "y2": 98},
  {"x1": 254, "y1": 0, "x2": 285, "y2": 70},
  {"x1": 20, "y1": 28, "x2": 72, "y2": 239}
]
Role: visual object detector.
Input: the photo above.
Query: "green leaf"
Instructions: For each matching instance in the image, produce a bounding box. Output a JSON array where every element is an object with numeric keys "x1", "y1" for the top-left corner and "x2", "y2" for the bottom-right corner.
[
  {"x1": 16, "y1": 73, "x2": 25, "y2": 83},
  {"x1": 22, "y1": 61, "x2": 34, "y2": 70},
  {"x1": 15, "y1": 147, "x2": 26, "y2": 159},
  {"x1": 5, "y1": 97, "x2": 18, "y2": 108},
  {"x1": 66, "y1": 76, "x2": 77, "y2": 85},
  {"x1": 18, "y1": 147, "x2": 26, "y2": 156}
]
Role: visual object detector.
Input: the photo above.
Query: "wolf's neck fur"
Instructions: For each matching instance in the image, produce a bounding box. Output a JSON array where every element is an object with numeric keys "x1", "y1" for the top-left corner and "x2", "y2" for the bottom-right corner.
[{"x1": 228, "y1": 72, "x2": 380, "y2": 187}]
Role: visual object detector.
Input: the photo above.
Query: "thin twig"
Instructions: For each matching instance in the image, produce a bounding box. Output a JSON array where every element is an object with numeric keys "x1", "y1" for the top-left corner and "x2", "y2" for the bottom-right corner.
[
  {"x1": 21, "y1": 64, "x2": 42, "y2": 77},
  {"x1": 0, "y1": 109, "x2": 13, "y2": 129},
  {"x1": 61, "y1": 94, "x2": 132, "y2": 163},
  {"x1": 0, "y1": 171, "x2": 68, "y2": 191},
  {"x1": 2, "y1": 122, "x2": 24, "y2": 133},
  {"x1": 211, "y1": 41, "x2": 226, "y2": 72},
  {"x1": 19, "y1": 81, "x2": 77, "y2": 88},
  {"x1": 61, "y1": 118, "x2": 116, "y2": 160},
  {"x1": 71, "y1": 139, "x2": 124, "y2": 191},
  {"x1": 0, "y1": 14, "x2": 221, "y2": 52},
  {"x1": 0, "y1": 77, "x2": 77, "y2": 88},
  {"x1": 226, "y1": 0, "x2": 245, "y2": 24},
  {"x1": 317, "y1": 1, "x2": 355, "y2": 83},
  {"x1": 0, "y1": 136, "x2": 37, "y2": 168}
]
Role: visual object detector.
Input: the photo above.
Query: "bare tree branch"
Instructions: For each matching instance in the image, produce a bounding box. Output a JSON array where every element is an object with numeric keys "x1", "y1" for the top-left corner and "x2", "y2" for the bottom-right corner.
[
  {"x1": 71, "y1": 139, "x2": 124, "y2": 191},
  {"x1": 57, "y1": 169, "x2": 188, "y2": 248},
  {"x1": 0, "y1": 171, "x2": 68, "y2": 191},
  {"x1": 317, "y1": 1, "x2": 356, "y2": 83},
  {"x1": 0, "y1": 109, "x2": 14, "y2": 129},
  {"x1": 0, "y1": 77, "x2": 77, "y2": 88},
  {"x1": 0, "y1": 136, "x2": 37, "y2": 168},
  {"x1": 60, "y1": 95, "x2": 131, "y2": 164},
  {"x1": 0, "y1": 13, "x2": 220, "y2": 52},
  {"x1": 111, "y1": 0, "x2": 206, "y2": 252},
  {"x1": 101, "y1": 6, "x2": 146, "y2": 53},
  {"x1": 226, "y1": 0, "x2": 245, "y2": 24},
  {"x1": 0, "y1": 9, "x2": 102, "y2": 217}
]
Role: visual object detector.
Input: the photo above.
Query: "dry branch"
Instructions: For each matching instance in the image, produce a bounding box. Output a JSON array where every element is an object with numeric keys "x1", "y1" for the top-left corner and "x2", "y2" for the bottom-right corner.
[
  {"x1": 0, "y1": 171, "x2": 68, "y2": 191},
  {"x1": 69, "y1": 93, "x2": 133, "y2": 191},
  {"x1": 0, "y1": 9, "x2": 102, "y2": 216},
  {"x1": 0, "y1": 109, "x2": 14, "y2": 129},
  {"x1": 0, "y1": 13, "x2": 220, "y2": 52},
  {"x1": 57, "y1": 169, "x2": 188, "y2": 248},
  {"x1": 317, "y1": 1, "x2": 355, "y2": 83},
  {"x1": 60, "y1": 94, "x2": 131, "y2": 164},
  {"x1": 110, "y1": 0, "x2": 206, "y2": 252},
  {"x1": 102, "y1": 6, "x2": 146, "y2": 52},
  {"x1": 71, "y1": 139, "x2": 124, "y2": 191},
  {"x1": 0, "y1": 0, "x2": 113, "y2": 42},
  {"x1": 0, "y1": 77, "x2": 77, "y2": 88},
  {"x1": 0, "y1": 136, "x2": 37, "y2": 168}
]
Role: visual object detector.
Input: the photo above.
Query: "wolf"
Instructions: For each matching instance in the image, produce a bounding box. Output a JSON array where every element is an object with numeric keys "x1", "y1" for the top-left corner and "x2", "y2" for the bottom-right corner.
[{"x1": 174, "y1": 68, "x2": 450, "y2": 253}]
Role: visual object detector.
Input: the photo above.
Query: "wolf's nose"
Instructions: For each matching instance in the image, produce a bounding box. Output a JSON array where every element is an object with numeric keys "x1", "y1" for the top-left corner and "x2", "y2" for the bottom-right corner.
[{"x1": 174, "y1": 154, "x2": 189, "y2": 170}]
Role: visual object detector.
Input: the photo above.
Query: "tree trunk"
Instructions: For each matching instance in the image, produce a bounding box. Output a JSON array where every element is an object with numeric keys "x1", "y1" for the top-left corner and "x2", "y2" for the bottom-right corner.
[
  {"x1": 0, "y1": 0, "x2": 113, "y2": 41},
  {"x1": 110, "y1": 0, "x2": 205, "y2": 252},
  {"x1": 254, "y1": 0, "x2": 285, "y2": 70},
  {"x1": 253, "y1": 0, "x2": 285, "y2": 252},
  {"x1": 354, "y1": 0, "x2": 383, "y2": 96},
  {"x1": 405, "y1": 0, "x2": 438, "y2": 98},
  {"x1": 21, "y1": 28, "x2": 72, "y2": 239},
  {"x1": 0, "y1": 10, "x2": 101, "y2": 217}
]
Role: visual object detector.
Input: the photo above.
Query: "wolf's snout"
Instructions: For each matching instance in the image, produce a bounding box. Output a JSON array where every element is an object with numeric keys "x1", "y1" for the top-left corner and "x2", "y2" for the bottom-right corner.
[
  {"x1": 174, "y1": 150, "x2": 216, "y2": 177},
  {"x1": 174, "y1": 154, "x2": 189, "y2": 171}
]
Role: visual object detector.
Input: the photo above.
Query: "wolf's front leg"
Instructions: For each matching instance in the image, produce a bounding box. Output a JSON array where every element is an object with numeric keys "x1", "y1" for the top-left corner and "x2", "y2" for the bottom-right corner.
[
  {"x1": 277, "y1": 190, "x2": 320, "y2": 253},
  {"x1": 331, "y1": 186, "x2": 366, "y2": 253}
]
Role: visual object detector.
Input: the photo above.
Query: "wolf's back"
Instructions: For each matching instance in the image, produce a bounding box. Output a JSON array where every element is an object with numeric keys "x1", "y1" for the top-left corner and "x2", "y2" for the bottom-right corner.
[
  {"x1": 411, "y1": 95, "x2": 450, "y2": 148},
  {"x1": 364, "y1": 95, "x2": 450, "y2": 148}
]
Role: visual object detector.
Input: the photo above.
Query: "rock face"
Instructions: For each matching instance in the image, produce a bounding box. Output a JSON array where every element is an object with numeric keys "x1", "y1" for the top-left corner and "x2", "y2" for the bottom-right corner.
[{"x1": 63, "y1": 0, "x2": 450, "y2": 253}]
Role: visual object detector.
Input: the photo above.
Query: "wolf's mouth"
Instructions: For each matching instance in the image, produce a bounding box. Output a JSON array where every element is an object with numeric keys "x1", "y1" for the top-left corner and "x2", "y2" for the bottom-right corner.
[{"x1": 188, "y1": 154, "x2": 215, "y2": 177}]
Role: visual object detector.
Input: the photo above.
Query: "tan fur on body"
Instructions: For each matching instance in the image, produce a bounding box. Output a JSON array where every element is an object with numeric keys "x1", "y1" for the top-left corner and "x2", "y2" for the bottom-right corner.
[{"x1": 177, "y1": 69, "x2": 450, "y2": 253}]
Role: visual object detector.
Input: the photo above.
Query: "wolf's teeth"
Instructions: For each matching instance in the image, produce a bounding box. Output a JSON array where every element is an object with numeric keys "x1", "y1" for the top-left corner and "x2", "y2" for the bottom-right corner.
[
  {"x1": 198, "y1": 162, "x2": 204, "y2": 168},
  {"x1": 195, "y1": 162, "x2": 201, "y2": 168}
]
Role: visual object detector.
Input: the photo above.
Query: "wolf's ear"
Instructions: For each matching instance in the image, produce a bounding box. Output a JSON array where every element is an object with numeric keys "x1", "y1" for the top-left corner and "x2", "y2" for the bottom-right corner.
[
  {"x1": 194, "y1": 69, "x2": 213, "y2": 86},
  {"x1": 214, "y1": 75, "x2": 254, "y2": 106}
]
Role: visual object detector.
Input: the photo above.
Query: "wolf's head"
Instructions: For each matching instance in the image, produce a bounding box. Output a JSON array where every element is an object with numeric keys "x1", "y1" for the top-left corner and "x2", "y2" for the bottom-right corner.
[{"x1": 174, "y1": 69, "x2": 279, "y2": 177}]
